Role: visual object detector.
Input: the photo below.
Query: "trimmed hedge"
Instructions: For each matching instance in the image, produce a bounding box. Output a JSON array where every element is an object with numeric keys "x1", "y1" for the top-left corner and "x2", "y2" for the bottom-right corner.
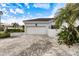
[
  {"x1": 6, "y1": 29, "x2": 24, "y2": 33},
  {"x1": 0, "y1": 32, "x2": 10, "y2": 38}
]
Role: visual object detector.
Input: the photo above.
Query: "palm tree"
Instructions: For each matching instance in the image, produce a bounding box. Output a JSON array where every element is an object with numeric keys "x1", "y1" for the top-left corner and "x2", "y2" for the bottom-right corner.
[
  {"x1": 0, "y1": 11, "x2": 3, "y2": 31},
  {"x1": 0, "y1": 11, "x2": 3, "y2": 26},
  {"x1": 55, "y1": 3, "x2": 79, "y2": 37}
]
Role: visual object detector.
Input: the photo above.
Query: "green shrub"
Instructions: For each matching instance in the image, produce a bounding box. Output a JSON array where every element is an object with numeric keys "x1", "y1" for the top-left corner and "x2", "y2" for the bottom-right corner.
[
  {"x1": 58, "y1": 26, "x2": 79, "y2": 47},
  {"x1": 0, "y1": 32, "x2": 10, "y2": 38},
  {"x1": 0, "y1": 26, "x2": 4, "y2": 31},
  {"x1": 6, "y1": 29, "x2": 24, "y2": 33}
]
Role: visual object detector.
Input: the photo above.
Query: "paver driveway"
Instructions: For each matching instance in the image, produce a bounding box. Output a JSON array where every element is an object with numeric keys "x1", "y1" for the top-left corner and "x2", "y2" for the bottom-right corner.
[{"x1": 0, "y1": 33, "x2": 79, "y2": 56}]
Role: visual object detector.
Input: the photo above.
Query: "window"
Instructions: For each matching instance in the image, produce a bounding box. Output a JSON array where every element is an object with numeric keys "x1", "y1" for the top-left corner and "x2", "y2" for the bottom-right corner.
[
  {"x1": 51, "y1": 25, "x2": 58, "y2": 29},
  {"x1": 51, "y1": 25, "x2": 54, "y2": 29},
  {"x1": 35, "y1": 24, "x2": 37, "y2": 27}
]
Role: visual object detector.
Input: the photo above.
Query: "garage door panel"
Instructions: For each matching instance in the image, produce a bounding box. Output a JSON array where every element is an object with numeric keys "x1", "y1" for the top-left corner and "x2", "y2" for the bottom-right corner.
[{"x1": 27, "y1": 27, "x2": 47, "y2": 34}]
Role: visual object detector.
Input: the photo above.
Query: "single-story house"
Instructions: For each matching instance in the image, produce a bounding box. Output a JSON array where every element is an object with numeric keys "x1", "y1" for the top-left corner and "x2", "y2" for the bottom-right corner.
[{"x1": 23, "y1": 18, "x2": 54, "y2": 34}]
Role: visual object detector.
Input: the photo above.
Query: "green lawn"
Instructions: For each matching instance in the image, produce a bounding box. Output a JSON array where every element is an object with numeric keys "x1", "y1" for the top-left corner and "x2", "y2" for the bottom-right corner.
[{"x1": 0, "y1": 31, "x2": 10, "y2": 38}]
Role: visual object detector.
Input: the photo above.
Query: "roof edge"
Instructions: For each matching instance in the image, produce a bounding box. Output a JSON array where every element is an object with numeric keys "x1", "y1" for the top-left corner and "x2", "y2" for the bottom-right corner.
[{"x1": 23, "y1": 18, "x2": 54, "y2": 22}]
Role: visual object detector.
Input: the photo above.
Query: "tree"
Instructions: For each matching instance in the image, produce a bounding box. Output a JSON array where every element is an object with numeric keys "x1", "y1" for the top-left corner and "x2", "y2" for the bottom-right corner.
[
  {"x1": 12, "y1": 23, "x2": 19, "y2": 29},
  {"x1": 55, "y1": 4, "x2": 79, "y2": 35},
  {"x1": 0, "y1": 11, "x2": 3, "y2": 31},
  {"x1": 0, "y1": 11, "x2": 3, "y2": 24},
  {"x1": 54, "y1": 3, "x2": 79, "y2": 46}
]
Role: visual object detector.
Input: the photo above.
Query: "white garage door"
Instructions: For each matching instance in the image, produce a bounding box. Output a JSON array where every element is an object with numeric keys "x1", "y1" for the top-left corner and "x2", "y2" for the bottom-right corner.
[{"x1": 26, "y1": 27, "x2": 47, "y2": 34}]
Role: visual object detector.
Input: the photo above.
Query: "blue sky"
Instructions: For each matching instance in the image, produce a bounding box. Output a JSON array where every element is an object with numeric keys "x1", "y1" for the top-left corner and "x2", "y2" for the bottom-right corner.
[{"x1": 0, "y1": 3, "x2": 66, "y2": 25}]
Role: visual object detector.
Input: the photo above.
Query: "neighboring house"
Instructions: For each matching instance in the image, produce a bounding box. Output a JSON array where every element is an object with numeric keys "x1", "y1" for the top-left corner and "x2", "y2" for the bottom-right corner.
[
  {"x1": 23, "y1": 18, "x2": 54, "y2": 34},
  {"x1": 0, "y1": 23, "x2": 10, "y2": 31},
  {"x1": 1, "y1": 23, "x2": 23, "y2": 30},
  {"x1": 1, "y1": 23, "x2": 10, "y2": 27}
]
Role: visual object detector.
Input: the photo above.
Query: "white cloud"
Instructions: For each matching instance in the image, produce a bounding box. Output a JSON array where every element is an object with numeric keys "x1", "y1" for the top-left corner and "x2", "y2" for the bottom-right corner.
[
  {"x1": 1, "y1": 8, "x2": 9, "y2": 16},
  {"x1": 24, "y1": 3, "x2": 29, "y2": 6},
  {"x1": 2, "y1": 8, "x2": 6, "y2": 11},
  {"x1": 48, "y1": 14, "x2": 54, "y2": 18},
  {"x1": 18, "y1": 4, "x2": 22, "y2": 7},
  {"x1": 10, "y1": 9, "x2": 16, "y2": 14},
  {"x1": 2, "y1": 18, "x2": 24, "y2": 25},
  {"x1": 2, "y1": 8, "x2": 7, "y2": 13},
  {"x1": 33, "y1": 3, "x2": 50, "y2": 9},
  {"x1": 1, "y1": 3, "x2": 6, "y2": 7},
  {"x1": 48, "y1": 4, "x2": 66, "y2": 18},
  {"x1": 27, "y1": 12, "x2": 30, "y2": 15},
  {"x1": 53, "y1": 4, "x2": 66, "y2": 15},
  {"x1": 10, "y1": 8, "x2": 24, "y2": 14},
  {"x1": 2, "y1": 18, "x2": 16, "y2": 24},
  {"x1": 12, "y1": 8, "x2": 24, "y2": 14},
  {"x1": 24, "y1": 3, "x2": 30, "y2": 9},
  {"x1": 15, "y1": 8, "x2": 24, "y2": 14},
  {"x1": 27, "y1": 6, "x2": 30, "y2": 9},
  {"x1": 37, "y1": 13, "x2": 42, "y2": 16},
  {"x1": 0, "y1": 9, "x2": 1, "y2": 11}
]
